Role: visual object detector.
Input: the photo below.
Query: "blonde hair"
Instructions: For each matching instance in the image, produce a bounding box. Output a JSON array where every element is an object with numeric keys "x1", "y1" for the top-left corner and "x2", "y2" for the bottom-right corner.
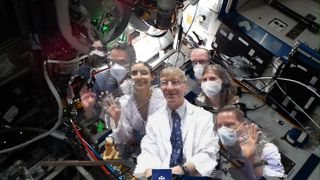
[{"x1": 160, "y1": 67, "x2": 187, "y2": 82}]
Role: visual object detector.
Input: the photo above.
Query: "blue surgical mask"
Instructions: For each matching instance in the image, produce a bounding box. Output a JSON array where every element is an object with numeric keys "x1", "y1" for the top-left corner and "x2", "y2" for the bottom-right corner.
[{"x1": 217, "y1": 126, "x2": 238, "y2": 146}]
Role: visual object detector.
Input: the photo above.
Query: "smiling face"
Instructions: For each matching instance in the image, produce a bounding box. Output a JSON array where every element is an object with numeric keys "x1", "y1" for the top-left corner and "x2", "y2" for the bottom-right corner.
[
  {"x1": 130, "y1": 63, "x2": 153, "y2": 91},
  {"x1": 160, "y1": 67, "x2": 188, "y2": 110}
]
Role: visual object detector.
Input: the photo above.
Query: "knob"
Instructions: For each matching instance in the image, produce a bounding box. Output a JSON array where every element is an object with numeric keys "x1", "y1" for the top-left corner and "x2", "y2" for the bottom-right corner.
[{"x1": 198, "y1": 15, "x2": 206, "y2": 23}]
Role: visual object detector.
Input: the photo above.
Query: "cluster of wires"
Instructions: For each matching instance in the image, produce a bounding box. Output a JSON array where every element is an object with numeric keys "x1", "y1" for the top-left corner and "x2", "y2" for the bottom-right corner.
[
  {"x1": 165, "y1": 1, "x2": 199, "y2": 69},
  {"x1": 211, "y1": 49, "x2": 320, "y2": 131},
  {"x1": 244, "y1": 76, "x2": 320, "y2": 130},
  {"x1": 0, "y1": 56, "x2": 125, "y2": 179},
  {"x1": 69, "y1": 119, "x2": 123, "y2": 178},
  {"x1": 45, "y1": 58, "x2": 124, "y2": 178},
  {"x1": 0, "y1": 60, "x2": 65, "y2": 154},
  {"x1": 243, "y1": 63, "x2": 320, "y2": 131}
]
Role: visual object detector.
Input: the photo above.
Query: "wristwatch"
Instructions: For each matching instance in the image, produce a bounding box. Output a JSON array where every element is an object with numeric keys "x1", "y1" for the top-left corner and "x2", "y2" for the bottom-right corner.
[{"x1": 179, "y1": 165, "x2": 190, "y2": 176}]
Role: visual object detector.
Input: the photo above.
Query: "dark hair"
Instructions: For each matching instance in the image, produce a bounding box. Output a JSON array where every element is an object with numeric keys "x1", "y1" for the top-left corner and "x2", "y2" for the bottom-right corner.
[
  {"x1": 130, "y1": 61, "x2": 153, "y2": 74},
  {"x1": 217, "y1": 105, "x2": 245, "y2": 122},
  {"x1": 110, "y1": 42, "x2": 136, "y2": 64},
  {"x1": 202, "y1": 64, "x2": 235, "y2": 108}
]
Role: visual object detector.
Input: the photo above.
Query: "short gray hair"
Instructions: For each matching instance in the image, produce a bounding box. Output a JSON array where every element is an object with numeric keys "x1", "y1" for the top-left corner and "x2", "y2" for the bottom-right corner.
[
  {"x1": 160, "y1": 67, "x2": 187, "y2": 82},
  {"x1": 190, "y1": 48, "x2": 210, "y2": 60}
]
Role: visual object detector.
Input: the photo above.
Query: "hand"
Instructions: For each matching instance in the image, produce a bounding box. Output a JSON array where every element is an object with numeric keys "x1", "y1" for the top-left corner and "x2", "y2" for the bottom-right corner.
[
  {"x1": 145, "y1": 168, "x2": 152, "y2": 178},
  {"x1": 171, "y1": 165, "x2": 184, "y2": 175},
  {"x1": 239, "y1": 123, "x2": 261, "y2": 161},
  {"x1": 80, "y1": 86, "x2": 96, "y2": 109},
  {"x1": 106, "y1": 100, "x2": 121, "y2": 126}
]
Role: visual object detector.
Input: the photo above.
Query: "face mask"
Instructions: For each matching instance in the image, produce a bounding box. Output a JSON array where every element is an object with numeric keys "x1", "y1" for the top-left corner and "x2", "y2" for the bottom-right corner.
[
  {"x1": 110, "y1": 63, "x2": 127, "y2": 82},
  {"x1": 89, "y1": 49, "x2": 106, "y2": 57},
  {"x1": 193, "y1": 63, "x2": 205, "y2": 80},
  {"x1": 201, "y1": 80, "x2": 222, "y2": 97},
  {"x1": 217, "y1": 126, "x2": 238, "y2": 146}
]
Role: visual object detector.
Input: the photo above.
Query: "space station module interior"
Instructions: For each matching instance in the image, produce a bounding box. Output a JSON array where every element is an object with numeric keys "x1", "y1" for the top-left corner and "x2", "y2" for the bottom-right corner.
[{"x1": 0, "y1": 0, "x2": 319, "y2": 179}]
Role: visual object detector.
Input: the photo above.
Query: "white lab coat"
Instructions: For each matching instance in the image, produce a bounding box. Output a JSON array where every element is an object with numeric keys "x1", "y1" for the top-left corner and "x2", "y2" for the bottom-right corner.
[
  {"x1": 111, "y1": 87, "x2": 166, "y2": 144},
  {"x1": 134, "y1": 100, "x2": 219, "y2": 177}
]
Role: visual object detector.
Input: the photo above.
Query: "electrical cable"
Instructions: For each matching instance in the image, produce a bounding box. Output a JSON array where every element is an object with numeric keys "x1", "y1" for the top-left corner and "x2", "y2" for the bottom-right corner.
[
  {"x1": 0, "y1": 61, "x2": 64, "y2": 154},
  {"x1": 243, "y1": 76, "x2": 320, "y2": 99},
  {"x1": 244, "y1": 102, "x2": 266, "y2": 111},
  {"x1": 170, "y1": 50, "x2": 185, "y2": 68},
  {"x1": 229, "y1": 57, "x2": 285, "y2": 96},
  {"x1": 256, "y1": 58, "x2": 282, "y2": 94},
  {"x1": 145, "y1": 29, "x2": 168, "y2": 38},
  {"x1": 256, "y1": 79, "x2": 276, "y2": 95},
  {"x1": 70, "y1": 119, "x2": 112, "y2": 176},
  {"x1": 257, "y1": 60, "x2": 285, "y2": 95},
  {"x1": 180, "y1": 3, "x2": 198, "y2": 50},
  {"x1": 241, "y1": 91, "x2": 254, "y2": 95},
  {"x1": 0, "y1": 127, "x2": 47, "y2": 134},
  {"x1": 47, "y1": 55, "x2": 88, "y2": 64},
  {"x1": 257, "y1": 79, "x2": 269, "y2": 92},
  {"x1": 179, "y1": 58, "x2": 192, "y2": 72},
  {"x1": 270, "y1": 59, "x2": 279, "y2": 70},
  {"x1": 182, "y1": 1, "x2": 191, "y2": 10},
  {"x1": 243, "y1": 74, "x2": 320, "y2": 129},
  {"x1": 81, "y1": 139, "x2": 120, "y2": 178},
  {"x1": 250, "y1": 103, "x2": 266, "y2": 111},
  {"x1": 213, "y1": 52, "x2": 233, "y2": 71},
  {"x1": 275, "y1": 82, "x2": 320, "y2": 129},
  {"x1": 172, "y1": 12, "x2": 184, "y2": 67}
]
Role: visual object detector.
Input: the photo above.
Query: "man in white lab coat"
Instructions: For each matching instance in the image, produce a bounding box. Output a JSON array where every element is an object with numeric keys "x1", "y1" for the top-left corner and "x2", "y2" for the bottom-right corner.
[{"x1": 134, "y1": 67, "x2": 220, "y2": 178}]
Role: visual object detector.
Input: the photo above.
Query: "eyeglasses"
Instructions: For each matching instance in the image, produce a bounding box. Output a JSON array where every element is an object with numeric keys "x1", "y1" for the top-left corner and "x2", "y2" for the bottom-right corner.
[
  {"x1": 191, "y1": 60, "x2": 209, "y2": 65},
  {"x1": 109, "y1": 59, "x2": 129, "y2": 66},
  {"x1": 160, "y1": 80, "x2": 185, "y2": 87}
]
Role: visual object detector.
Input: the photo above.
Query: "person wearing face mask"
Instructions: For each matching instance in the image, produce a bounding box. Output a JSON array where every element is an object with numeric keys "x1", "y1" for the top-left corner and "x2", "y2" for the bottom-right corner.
[
  {"x1": 190, "y1": 48, "x2": 211, "y2": 80},
  {"x1": 197, "y1": 64, "x2": 236, "y2": 111},
  {"x1": 184, "y1": 48, "x2": 211, "y2": 104},
  {"x1": 95, "y1": 43, "x2": 136, "y2": 95},
  {"x1": 134, "y1": 67, "x2": 219, "y2": 178},
  {"x1": 215, "y1": 106, "x2": 286, "y2": 179},
  {"x1": 103, "y1": 62, "x2": 166, "y2": 159},
  {"x1": 80, "y1": 42, "x2": 136, "y2": 119}
]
